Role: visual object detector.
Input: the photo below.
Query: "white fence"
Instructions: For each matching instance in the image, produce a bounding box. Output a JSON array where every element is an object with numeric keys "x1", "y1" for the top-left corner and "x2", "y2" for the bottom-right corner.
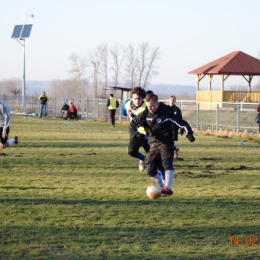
[{"x1": 1, "y1": 95, "x2": 259, "y2": 133}]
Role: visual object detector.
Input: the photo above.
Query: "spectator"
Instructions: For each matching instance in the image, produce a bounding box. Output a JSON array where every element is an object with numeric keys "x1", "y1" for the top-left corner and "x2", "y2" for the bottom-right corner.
[
  {"x1": 107, "y1": 94, "x2": 119, "y2": 127},
  {"x1": 69, "y1": 102, "x2": 77, "y2": 119},
  {"x1": 38, "y1": 91, "x2": 49, "y2": 117},
  {"x1": 61, "y1": 101, "x2": 69, "y2": 120},
  {"x1": 0, "y1": 101, "x2": 18, "y2": 149}
]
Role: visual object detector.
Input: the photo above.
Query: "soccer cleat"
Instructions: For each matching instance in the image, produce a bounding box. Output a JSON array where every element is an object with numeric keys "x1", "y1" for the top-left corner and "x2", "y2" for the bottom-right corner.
[
  {"x1": 174, "y1": 147, "x2": 179, "y2": 159},
  {"x1": 139, "y1": 157, "x2": 146, "y2": 172},
  {"x1": 160, "y1": 186, "x2": 173, "y2": 196},
  {"x1": 13, "y1": 136, "x2": 18, "y2": 145}
]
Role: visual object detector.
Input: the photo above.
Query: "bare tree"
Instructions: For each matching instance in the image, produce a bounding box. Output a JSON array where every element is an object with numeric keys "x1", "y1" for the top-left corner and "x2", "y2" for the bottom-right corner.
[
  {"x1": 137, "y1": 42, "x2": 150, "y2": 87},
  {"x1": 3, "y1": 77, "x2": 22, "y2": 95},
  {"x1": 68, "y1": 53, "x2": 88, "y2": 99},
  {"x1": 142, "y1": 47, "x2": 160, "y2": 89},
  {"x1": 88, "y1": 46, "x2": 103, "y2": 99},
  {"x1": 99, "y1": 44, "x2": 109, "y2": 87},
  {"x1": 110, "y1": 43, "x2": 125, "y2": 87},
  {"x1": 125, "y1": 43, "x2": 139, "y2": 88}
]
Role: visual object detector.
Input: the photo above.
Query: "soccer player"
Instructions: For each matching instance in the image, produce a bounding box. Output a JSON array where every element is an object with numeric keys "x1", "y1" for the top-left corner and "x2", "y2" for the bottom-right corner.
[
  {"x1": 121, "y1": 87, "x2": 148, "y2": 171},
  {"x1": 168, "y1": 95, "x2": 182, "y2": 158},
  {"x1": 0, "y1": 101, "x2": 18, "y2": 149},
  {"x1": 129, "y1": 93, "x2": 195, "y2": 196}
]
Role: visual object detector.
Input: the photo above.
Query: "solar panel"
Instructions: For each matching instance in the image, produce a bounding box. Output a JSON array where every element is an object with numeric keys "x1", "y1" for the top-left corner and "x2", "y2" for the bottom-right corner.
[
  {"x1": 20, "y1": 24, "x2": 33, "y2": 38},
  {"x1": 11, "y1": 25, "x2": 23, "y2": 38}
]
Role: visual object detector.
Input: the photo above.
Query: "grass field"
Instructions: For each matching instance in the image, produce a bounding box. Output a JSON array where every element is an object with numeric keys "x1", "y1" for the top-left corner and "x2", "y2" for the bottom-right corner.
[{"x1": 0, "y1": 115, "x2": 260, "y2": 260}]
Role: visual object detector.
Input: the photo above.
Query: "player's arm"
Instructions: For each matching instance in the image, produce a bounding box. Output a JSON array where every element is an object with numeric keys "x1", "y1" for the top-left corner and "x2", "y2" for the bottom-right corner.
[
  {"x1": 121, "y1": 99, "x2": 130, "y2": 116},
  {"x1": 165, "y1": 109, "x2": 195, "y2": 142},
  {"x1": 129, "y1": 111, "x2": 146, "y2": 139},
  {"x1": 2, "y1": 105, "x2": 11, "y2": 134}
]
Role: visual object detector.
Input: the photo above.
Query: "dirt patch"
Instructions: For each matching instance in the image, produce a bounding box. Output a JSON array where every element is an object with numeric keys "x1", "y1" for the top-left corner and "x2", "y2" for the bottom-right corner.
[
  {"x1": 86, "y1": 152, "x2": 97, "y2": 155},
  {"x1": 178, "y1": 171, "x2": 193, "y2": 175},
  {"x1": 228, "y1": 165, "x2": 247, "y2": 171},
  {"x1": 182, "y1": 164, "x2": 198, "y2": 168},
  {"x1": 0, "y1": 153, "x2": 7, "y2": 156},
  {"x1": 200, "y1": 157, "x2": 220, "y2": 161}
]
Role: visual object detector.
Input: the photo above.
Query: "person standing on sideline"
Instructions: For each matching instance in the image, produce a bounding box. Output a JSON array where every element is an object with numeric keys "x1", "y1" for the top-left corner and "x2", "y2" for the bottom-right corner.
[
  {"x1": 38, "y1": 91, "x2": 49, "y2": 117},
  {"x1": 168, "y1": 95, "x2": 182, "y2": 158},
  {"x1": 129, "y1": 94, "x2": 195, "y2": 196},
  {"x1": 107, "y1": 94, "x2": 119, "y2": 127},
  {"x1": 255, "y1": 101, "x2": 260, "y2": 133},
  {"x1": 0, "y1": 101, "x2": 18, "y2": 149},
  {"x1": 121, "y1": 87, "x2": 148, "y2": 171}
]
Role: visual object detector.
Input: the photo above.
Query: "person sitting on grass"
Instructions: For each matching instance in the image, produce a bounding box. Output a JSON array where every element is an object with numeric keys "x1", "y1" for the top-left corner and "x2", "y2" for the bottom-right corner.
[
  {"x1": 129, "y1": 93, "x2": 195, "y2": 197},
  {"x1": 61, "y1": 101, "x2": 69, "y2": 120},
  {"x1": 0, "y1": 101, "x2": 18, "y2": 149},
  {"x1": 69, "y1": 101, "x2": 77, "y2": 119}
]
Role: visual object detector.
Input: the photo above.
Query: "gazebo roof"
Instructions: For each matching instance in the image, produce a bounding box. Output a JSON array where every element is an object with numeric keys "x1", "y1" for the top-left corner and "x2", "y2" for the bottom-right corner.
[{"x1": 188, "y1": 51, "x2": 260, "y2": 75}]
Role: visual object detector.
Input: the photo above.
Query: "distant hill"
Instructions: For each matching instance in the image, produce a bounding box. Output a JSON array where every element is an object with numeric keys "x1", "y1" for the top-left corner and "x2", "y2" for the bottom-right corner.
[
  {"x1": 26, "y1": 81, "x2": 51, "y2": 95},
  {"x1": 149, "y1": 84, "x2": 196, "y2": 99}
]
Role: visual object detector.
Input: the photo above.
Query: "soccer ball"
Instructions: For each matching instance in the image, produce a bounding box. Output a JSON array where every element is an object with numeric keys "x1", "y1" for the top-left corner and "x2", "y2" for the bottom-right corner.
[{"x1": 146, "y1": 184, "x2": 161, "y2": 199}]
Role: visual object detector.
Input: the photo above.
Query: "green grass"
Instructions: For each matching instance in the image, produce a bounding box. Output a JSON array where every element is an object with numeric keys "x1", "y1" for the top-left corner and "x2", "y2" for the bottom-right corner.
[{"x1": 0, "y1": 115, "x2": 260, "y2": 259}]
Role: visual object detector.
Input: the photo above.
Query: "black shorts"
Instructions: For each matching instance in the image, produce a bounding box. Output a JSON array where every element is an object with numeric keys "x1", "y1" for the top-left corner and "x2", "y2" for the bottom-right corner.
[
  {"x1": 0, "y1": 127, "x2": 9, "y2": 144},
  {"x1": 128, "y1": 137, "x2": 150, "y2": 155},
  {"x1": 146, "y1": 144, "x2": 174, "y2": 165}
]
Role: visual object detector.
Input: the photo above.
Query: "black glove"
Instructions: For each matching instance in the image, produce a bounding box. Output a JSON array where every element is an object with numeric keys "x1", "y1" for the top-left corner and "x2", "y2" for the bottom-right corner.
[
  {"x1": 179, "y1": 128, "x2": 184, "y2": 136},
  {"x1": 186, "y1": 134, "x2": 195, "y2": 142},
  {"x1": 135, "y1": 133, "x2": 145, "y2": 139}
]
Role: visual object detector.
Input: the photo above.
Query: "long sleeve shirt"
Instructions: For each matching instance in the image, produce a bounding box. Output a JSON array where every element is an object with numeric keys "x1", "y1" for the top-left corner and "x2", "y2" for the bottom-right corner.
[{"x1": 0, "y1": 101, "x2": 11, "y2": 132}]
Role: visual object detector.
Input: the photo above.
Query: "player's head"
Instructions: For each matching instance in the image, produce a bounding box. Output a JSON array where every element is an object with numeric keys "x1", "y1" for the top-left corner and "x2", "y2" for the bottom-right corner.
[
  {"x1": 63, "y1": 101, "x2": 67, "y2": 105},
  {"x1": 168, "y1": 95, "x2": 176, "y2": 106},
  {"x1": 145, "y1": 94, "x2": 159, "y2": 114},
  {"x1": 110, "y1": 94, "x2": 114, "y2": 98},
  {"x1": 130, "y1": 87, "x2": 146, "y2": 107}
]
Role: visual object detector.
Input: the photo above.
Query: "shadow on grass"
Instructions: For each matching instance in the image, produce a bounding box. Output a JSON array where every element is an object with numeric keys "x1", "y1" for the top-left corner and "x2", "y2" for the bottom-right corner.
[
  {"x1": 0, "y1": 186, "x2": 56, "y2": 190},
  {"x1": 0, "y1": 224, "x2": 259, "y2": 260},
  {"x1": 0, "y1": 197, "x2": 259, "y2": 208}
]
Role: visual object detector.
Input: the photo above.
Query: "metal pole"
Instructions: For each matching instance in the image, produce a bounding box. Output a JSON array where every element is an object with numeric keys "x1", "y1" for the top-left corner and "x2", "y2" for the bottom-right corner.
[
  {"x1": 216, "y1": 104, "x2": 219, "y2": 132},
  {"x1": 237, "y1": 105, "x2": 240, "y2": 133},
  {"x1": 86, "y1": 99, "x2": 88, "y2": 120},
  {"x1": 197, "y1": 103, "x2": 200, "y2": 131},
  {"x1": 22, "y1": 39, "x2": 26, "y2": 111}
]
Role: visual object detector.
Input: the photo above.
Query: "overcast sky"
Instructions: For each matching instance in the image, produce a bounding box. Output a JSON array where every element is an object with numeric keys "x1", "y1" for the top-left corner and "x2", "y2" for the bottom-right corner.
[{"x1": 1, "y1": 0, "x2": 260, "y2": 88}]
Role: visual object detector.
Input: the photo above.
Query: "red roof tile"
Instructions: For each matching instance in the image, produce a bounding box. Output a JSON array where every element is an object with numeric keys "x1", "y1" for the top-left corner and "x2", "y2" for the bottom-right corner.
[{"x1": 188, "y1": 51, "x2": 260, "y2": 75}]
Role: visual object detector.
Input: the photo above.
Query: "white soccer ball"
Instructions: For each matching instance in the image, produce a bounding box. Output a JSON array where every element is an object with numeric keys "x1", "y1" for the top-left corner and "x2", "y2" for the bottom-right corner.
[{"x1": 146, "y1": 184, "x2": 161, "y2": 199}]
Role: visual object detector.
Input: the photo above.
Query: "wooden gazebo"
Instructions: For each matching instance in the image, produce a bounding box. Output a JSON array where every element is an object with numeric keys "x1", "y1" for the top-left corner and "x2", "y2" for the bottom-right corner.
[{"x1": 188, "y1": 51, "x2": 260, "y2": 107}]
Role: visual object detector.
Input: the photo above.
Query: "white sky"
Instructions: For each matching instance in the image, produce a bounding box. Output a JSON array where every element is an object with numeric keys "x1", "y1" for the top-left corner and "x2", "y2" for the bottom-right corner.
[{"x1": 1, "y1": 0, "x2": 260, "y2": 88}]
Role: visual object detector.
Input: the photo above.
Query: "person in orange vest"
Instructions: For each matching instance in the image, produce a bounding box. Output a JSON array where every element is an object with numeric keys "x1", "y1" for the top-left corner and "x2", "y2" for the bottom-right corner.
[{"x1": 107, "y1": 94, "x2": 119, "y2": 127}]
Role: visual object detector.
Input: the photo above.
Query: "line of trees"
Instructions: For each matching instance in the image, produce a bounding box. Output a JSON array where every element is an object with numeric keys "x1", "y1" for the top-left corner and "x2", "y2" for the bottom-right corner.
[{"x1": 50, "y1": 41, "x2": 160, "y2": 99}]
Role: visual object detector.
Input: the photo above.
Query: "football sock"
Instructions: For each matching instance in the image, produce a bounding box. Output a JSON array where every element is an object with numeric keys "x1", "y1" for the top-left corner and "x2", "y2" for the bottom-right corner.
[
  {"x1": 137, "y1": 152, "x2": 145, "y2": 161},
  {"x1": 165, "y1": 170, "x2": 174, "y2": 189},
  {"x1": 158, "y1": 170, "x2": 165, "y2": 180},
  {"x1": 7, "y1": 138, "x2": 16, "y2": 146},
  {"x1": 151, "y1": 173, "x2": 164, "y2": 189}
]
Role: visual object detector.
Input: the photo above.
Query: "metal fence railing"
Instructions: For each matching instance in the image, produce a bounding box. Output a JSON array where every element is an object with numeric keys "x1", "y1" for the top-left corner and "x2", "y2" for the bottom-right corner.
[{"x1": 1, "y1": 94, "x2": 259, "y2": 133}]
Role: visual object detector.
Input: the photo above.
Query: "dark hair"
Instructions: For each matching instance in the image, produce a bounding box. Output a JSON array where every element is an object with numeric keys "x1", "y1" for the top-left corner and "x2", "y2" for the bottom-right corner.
[
  {"x1": 169, "y1": 95, "x2": 176, "y2": 100},
  {"x1": 146, "y1": 93, "x2": 158, "y2": 103},
  {"x1": 146, "y1": 90, "x2": 153, "y2": 95},
  {"x1": 130, "y1": 87, "x2": 146, "y2": 99},
  {"x1": 110, "y1": 94, "x2": 114, "y2": 97}
]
